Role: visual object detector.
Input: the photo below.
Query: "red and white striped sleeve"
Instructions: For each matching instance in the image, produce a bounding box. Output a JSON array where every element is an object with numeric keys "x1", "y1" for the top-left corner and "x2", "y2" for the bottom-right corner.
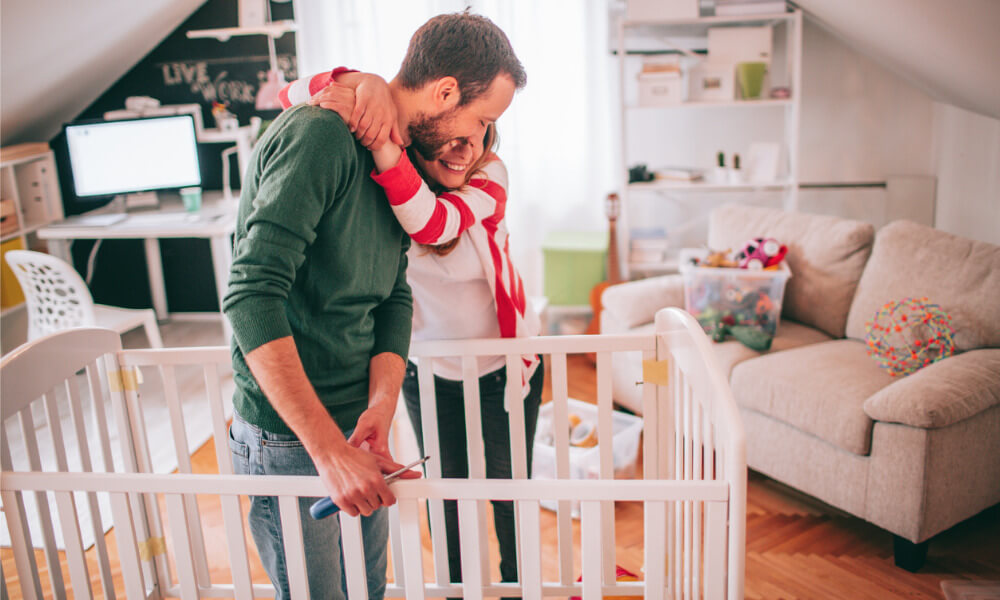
[
  {"x1": 277, "y1": 67, "x2": 358, "y2": 109},
  {"x1": 371, "y1": 152, "x2": 508, "y2": 246}
]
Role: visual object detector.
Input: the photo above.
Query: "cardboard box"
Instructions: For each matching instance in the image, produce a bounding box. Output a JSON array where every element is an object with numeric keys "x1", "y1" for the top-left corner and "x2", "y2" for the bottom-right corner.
[
  {"x1": 626, "y1": 0, "x2": 698, "y2": 20},
  {"x1": 0, "y1": 198, "x2": 19, "y2": 236},
  {"x1": 638, "y1": 71, "x2": 684, "y2": 105}
]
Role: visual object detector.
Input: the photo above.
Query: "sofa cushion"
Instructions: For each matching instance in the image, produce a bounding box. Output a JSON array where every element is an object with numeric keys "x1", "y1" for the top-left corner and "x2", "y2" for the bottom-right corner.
[
  {"x1": 711, "y1": 320, "x2": 833, "y2": 377},
  {"x1": 730, "y1": 339, "x2": 893, "y2": 455},
  {"x1": 845, "y1": 220, "x2": 1000, "y2": 351},
  {"x1": 864, "y1": 348, "x2": 1000, "y2": 428},
  {"x1": 708, "y1": 205, "x2": 874, "y2": 339}
]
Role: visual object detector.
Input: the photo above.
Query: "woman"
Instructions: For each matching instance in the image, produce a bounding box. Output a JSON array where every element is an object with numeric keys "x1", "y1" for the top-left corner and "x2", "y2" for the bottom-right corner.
[{"x1": 281, "y1": 69, "x2": 544, "y2": 590}]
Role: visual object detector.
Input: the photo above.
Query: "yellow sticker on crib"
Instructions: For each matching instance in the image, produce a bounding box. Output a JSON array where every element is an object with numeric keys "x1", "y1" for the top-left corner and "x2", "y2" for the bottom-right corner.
[
  {"x1": 642, "y1": 360, "x2": 670, "y2": 386},
  {"x1": 138, "y1": 536, "x2": 166, "y2": 561},
  {"x1": 108, "y1": 368, "x2": 140, "y2": 392}
]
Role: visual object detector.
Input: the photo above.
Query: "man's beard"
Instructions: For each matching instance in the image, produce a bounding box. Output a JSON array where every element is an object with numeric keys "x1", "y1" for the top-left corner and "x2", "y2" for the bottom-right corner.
[{"x1": 408, "y1": 108, "x2": 458, "y2": 161}]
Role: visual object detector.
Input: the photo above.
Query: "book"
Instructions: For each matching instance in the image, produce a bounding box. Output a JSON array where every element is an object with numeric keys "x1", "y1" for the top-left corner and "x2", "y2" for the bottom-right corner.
[{"x1": 715, "y1": 0, "x2": 787, "y2": 16}]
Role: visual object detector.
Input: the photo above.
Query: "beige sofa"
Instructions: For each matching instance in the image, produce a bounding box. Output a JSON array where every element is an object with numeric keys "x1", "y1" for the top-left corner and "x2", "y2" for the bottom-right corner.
[{"x1": 601, "y1": 204, "x2": 1000, "y2": 570}]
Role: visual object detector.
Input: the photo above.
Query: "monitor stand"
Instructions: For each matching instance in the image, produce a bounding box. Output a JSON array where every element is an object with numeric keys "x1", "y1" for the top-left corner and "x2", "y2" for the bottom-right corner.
[{"x1": 115, "y1": 191, "x2": 160, "y2": 211}]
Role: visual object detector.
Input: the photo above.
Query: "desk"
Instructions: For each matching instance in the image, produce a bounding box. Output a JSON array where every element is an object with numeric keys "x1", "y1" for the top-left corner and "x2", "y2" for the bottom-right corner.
[{"x1": 38, "y1": 191, "x2": 237, "y2": 341}]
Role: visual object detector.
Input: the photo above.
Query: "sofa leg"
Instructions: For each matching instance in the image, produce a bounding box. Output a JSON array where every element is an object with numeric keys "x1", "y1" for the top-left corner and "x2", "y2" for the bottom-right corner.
[{"x1": 893, "y1": 536, "x2": 928, "y2": 572}]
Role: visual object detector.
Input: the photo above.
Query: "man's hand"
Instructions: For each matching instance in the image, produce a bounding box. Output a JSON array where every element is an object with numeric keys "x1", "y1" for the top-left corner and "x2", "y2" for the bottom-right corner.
[
  {"x1": 309, "y1": 73, "x2": 403, "y2": 150},
  {"x1": 312, "y1": 439, "x2": 395, "y2": 517},
  {"x1": 347, "y1": 401, "x2": 395, "y2": 461}
]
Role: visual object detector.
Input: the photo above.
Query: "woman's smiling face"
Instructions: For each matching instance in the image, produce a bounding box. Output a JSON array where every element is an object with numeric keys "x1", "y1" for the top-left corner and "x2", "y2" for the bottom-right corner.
[{"x1": 413, "y1": 135, "x2": 484, "y2": 190}]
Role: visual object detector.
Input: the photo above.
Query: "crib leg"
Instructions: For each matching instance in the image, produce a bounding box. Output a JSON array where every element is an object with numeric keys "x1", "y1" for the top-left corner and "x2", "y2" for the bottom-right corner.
[{"x1": 893, "y1": 535, "x2": 928, "y2": 572}]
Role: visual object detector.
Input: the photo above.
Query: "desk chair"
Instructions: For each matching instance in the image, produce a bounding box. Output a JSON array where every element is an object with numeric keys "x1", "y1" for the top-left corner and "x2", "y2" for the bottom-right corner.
[{"x1": 5, "y1": 250, "x2": 163, "y2": 348}]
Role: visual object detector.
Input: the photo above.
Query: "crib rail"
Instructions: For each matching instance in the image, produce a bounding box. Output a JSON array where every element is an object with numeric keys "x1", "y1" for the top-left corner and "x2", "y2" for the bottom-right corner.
[
  {"x1": 2, "y1": 471, "x2": 729, "y2": 600},
  {"x1": 2, "y1": 308, "x2": 745, "y2": 600}
]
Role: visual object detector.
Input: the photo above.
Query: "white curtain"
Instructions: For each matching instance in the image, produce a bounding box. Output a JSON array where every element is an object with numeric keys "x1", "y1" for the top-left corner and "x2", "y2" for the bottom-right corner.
[{"x1": 293, "y1": 0, "x2": 618, "y2": 295}]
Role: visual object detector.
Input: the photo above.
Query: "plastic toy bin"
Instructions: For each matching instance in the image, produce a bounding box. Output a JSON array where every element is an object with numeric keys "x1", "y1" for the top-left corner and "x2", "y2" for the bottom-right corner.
[
  {"x1": 541, "y1": 232, "x2": 607, "y2": 306},
  {"x1": 531, "y1": 397, "x2": 643, "y2": 516},
  {"x1": 679, "y1": 248, "x2": 791, "y2": 338}
]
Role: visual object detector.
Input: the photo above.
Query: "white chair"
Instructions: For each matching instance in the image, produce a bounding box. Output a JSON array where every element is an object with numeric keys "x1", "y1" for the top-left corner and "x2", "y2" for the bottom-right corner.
[{"x1": 4, "y1": 249, "x2": 163, "y2": 347}]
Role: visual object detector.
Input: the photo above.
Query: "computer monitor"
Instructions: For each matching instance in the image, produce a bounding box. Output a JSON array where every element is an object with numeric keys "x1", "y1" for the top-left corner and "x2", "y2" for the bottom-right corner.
[{"x1": 63, "y1": 114, "x2": 201, "y2": 208}]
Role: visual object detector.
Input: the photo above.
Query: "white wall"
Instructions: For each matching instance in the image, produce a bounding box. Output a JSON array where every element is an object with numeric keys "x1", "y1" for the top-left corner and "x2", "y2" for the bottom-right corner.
[
  {"x1": 932, "y1": 103, "x2": 1000, "y2": 245},
  {"x1": 1, "y1": 0, "x2": 202, "y2": 145}
]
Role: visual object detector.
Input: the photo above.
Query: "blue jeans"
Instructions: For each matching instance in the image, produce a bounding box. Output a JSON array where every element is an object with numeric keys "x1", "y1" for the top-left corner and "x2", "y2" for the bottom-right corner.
[
  {"x1": 228, "y1": 414, "x2": 388, "y2": 600},
  {"x1": 402, "y1": 357, "x2": 544, "y2": 592}
]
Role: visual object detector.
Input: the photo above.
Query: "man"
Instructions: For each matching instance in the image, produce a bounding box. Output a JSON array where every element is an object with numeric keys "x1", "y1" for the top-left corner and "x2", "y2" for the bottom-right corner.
[{"x1": 223, "y1": 12, "x2": 526, "y2": 599}]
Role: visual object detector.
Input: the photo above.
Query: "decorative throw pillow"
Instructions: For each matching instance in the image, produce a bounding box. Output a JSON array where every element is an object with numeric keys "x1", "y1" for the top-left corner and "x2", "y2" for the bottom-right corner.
[{"x1": 865, "y1": 297, "x2": 955, "y2": 377}]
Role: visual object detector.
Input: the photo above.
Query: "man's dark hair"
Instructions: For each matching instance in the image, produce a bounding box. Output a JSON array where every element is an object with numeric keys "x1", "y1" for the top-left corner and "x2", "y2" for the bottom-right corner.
[{"x1": 398, "y1": 12, "x2": 527, "y2": 106}]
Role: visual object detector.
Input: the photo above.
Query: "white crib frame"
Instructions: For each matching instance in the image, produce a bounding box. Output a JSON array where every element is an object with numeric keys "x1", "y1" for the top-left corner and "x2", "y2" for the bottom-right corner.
[{"x1": 1, "y1": 307, "x2": 745, "y2": 600}]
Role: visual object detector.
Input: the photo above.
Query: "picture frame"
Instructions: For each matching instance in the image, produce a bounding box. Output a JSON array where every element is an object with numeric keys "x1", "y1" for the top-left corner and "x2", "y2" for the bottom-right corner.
[{"x1": 687, "y1": 62, "x2": 735, "y2": 102}]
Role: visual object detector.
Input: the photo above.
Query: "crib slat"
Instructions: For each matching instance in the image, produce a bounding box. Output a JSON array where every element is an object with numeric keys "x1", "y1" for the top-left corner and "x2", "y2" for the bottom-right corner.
[
  {"x1": 517, "y1": 500, "x2": 543, "y2": 600},
  {"x1": 43, "y1": 392, "x2": 70, "y2": 471},
  {"x1": 457, "y1": 500, "x2": 485, "y2": 600},
  {"x1": 595, "y1": 352, "x2": 616, "y2": 585},
  {"x1": 580, "y1": 501, "x2": 602, "y2": 600},
  {"x1": 388, "y1": 504, "x2": 405, "y2": 587},
  {"x1": 705, "y1": 501, "x2": 727, "y2": 600},
  {"x1": 118, "y1": 364, "x2": 174, "y2": 589},
  {"x1": 109, "y1": 492, "x2": 147, "y2": 600},
  {"x1": 54, "y1": 491, "x2": 94, "y2": 600},
  {"x1": 642, "y1": 348, "x2": 659, "y2": 481},
  {"x1": 277, "y1": 496, "x2": 310, "y2": 600},
  {"x1": 66, "y1": 374, "x2": 117, "y2": 600},
  {"x1": 219, "y1": 495, "x2": 255, "y2": 600},
  {"x1": 416, "y1": 361, "x2": 449, "y2": 585},
  {"x1": 165, "y1": 494, "x2": 200, "y2": 600},
  {"x1": 86, "y1": 361, "x2": 117, "y2": 472},
  {"x1": 0, "y1": 486, "x2": 42, "y2": 600},
  {"x1": 693, "y1": 398, "x2": 704, "y2": 599},
  {"x1": 683, "y1": 382, "x2": 693, "y2": 600},
  {"x1": 644, "y1": 500, "x2": 667, "y2": 600},
  {"x1": 19, "y1": 407, "x2": 67, "y2": 599},
  {"x1": 398, "y1": 499, "x2": 427, "y2": 600},
  {"x1": 162, "y1": 365, "x2": 212, "y2": 587},
  {"x1": 339, "y1": 513, "x2": 369, "y2": 600},
  {"x1": 205, "y1": 363, "x2": 232, "y2": 475},
  {"x1": 462, "y1": 356, "x2": 492, "y2": 582},
  {"x1": 504, "y1": 354, "x2": 527, "y2": 584},
  {"x1": 672, "y1": 362, "x2": 683, "y2": 600},
  {"x1": 548, "y1": 352, "x2": 575, "y2": 586}
]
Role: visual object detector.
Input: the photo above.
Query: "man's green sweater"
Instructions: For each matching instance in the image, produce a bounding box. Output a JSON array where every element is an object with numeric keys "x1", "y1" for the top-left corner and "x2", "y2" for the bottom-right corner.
[{"x1": 223, "y1": 104, "x2": 412, "y2": 435}]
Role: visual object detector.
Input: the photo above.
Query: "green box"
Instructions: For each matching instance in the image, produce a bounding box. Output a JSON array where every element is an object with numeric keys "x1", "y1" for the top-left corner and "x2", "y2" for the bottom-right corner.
[{"x1": 542, "y1": 231, "x2": 607, "y2": 306}]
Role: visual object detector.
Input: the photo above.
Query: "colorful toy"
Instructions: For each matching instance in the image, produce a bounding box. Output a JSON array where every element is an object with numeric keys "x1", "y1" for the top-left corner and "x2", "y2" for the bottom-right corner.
[
  {"x1": 699, "y1": 248, "x2": 738, "y2": 268},
  {"x1": 735, "y1": 237, "x2": 787, "y2": 270},
  {"x1": 864, "y1": 297, "x2": 955, "y2": 377}
]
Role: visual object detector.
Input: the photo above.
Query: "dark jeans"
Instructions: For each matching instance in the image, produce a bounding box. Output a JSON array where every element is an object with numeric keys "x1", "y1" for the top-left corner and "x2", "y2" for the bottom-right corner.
[{"x1": 402, "y1": 357, "x2": 544, "y2": 589}]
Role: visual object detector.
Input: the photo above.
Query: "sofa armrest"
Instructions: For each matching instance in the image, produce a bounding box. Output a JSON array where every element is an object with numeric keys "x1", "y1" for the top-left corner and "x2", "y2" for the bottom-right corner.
[
  {"x1": 863, "y1": 349, "x2": 1000, "y2": 428},
  {"x1": 600, "y1": 274, "x2": 685, "y2": 333}
]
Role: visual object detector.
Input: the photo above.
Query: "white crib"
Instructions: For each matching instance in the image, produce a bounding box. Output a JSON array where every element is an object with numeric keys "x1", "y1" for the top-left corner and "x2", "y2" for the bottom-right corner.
[{"x1": 1, "y1": 308, "x2": 745, "y2": 600}]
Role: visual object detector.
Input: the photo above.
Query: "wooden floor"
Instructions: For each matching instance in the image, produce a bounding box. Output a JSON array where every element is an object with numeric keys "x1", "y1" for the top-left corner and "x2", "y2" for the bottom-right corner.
[{"x1": 3, "y1": 322, "x2": 999, "y2": 598}]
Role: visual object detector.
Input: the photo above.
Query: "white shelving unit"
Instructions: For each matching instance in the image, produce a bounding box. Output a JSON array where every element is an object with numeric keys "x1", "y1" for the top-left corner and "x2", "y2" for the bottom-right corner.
[
  {"x1": 0, "y1": 143, "x2": 65, "y2": 317},
  {"x1": 615, "y1": 8, "x2": 803, "y2": 279}
]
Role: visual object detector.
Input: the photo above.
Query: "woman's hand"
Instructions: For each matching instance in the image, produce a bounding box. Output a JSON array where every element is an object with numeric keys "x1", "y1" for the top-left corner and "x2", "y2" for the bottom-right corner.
[{"x1": 309, "y1": 73, "x2": 402, "y2": 150}]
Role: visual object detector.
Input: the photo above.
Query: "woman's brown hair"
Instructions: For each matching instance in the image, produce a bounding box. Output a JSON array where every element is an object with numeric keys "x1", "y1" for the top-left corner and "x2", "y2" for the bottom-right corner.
[{"x1": 412, "y1": 123, "x2": 499, "y2": 256}]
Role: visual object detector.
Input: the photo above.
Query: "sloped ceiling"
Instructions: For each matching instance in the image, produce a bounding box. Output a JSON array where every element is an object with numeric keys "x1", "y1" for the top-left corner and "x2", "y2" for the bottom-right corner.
[
  {"x1": 1, "y1": 0, "x2": 205, "y2": 145},
  {"x1": 795, "y1": 0, "x2": 1000, "y2": 120}
]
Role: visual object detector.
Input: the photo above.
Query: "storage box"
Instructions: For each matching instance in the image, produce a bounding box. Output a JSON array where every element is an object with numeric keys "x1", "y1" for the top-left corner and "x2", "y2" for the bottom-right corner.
[
  {"x1": 532, "y1": 397, "x2": 644, "y2": 516},
  {"x1": 0, "y1": 198, "x2": 19, "y2": 236},
  {"x1": 679, "y1": 248, "x2": 790, "y2": 338},
  {"x1": 542, "y1": 232, "x2": 607, "y2": 306},
  {"x1": 626, "y1": 0, "x2": 698, "y2": 20},
  {"x1": 638, "y1": 71, "x2": 684, "y2": 106}
]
